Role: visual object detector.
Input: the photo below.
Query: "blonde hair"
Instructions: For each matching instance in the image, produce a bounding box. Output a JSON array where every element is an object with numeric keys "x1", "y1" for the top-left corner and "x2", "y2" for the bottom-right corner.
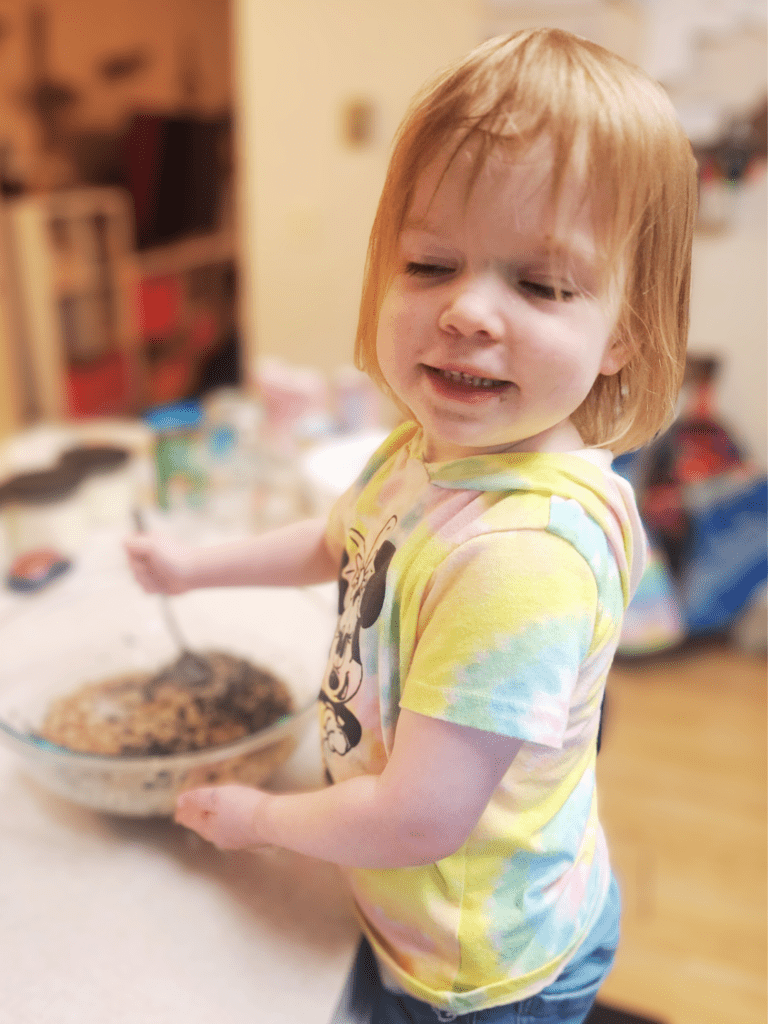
[{"x1": 354, "y1": 28, "x2": 699, "y2": 455}]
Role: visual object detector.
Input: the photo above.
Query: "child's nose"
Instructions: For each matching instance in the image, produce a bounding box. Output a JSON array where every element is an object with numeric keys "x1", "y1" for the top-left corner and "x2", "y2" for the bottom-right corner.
[{"x1": 437, "y1": 274, "x2": 505, "y2": 341}]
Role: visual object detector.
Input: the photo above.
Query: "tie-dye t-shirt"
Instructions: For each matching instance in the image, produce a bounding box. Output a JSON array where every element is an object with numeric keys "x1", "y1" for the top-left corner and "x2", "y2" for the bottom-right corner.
[{"x1": 320, "y1": 422, "x2": 646, "y2": 1014}]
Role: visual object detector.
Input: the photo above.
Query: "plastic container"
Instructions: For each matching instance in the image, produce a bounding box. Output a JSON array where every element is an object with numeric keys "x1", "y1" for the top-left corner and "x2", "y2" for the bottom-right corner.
[
  {"x1": 144, "y1": 400, "x2": 207, "y2": 512},
  {"x1": 0, "y1": 464, "x2": 87, "y2": 560},
  {"x1": 59, "y1": 444, "x2": 134, "y2": 527},
  {"x1": 201, "y1": 389, "x2": 265, "y2": 530}
]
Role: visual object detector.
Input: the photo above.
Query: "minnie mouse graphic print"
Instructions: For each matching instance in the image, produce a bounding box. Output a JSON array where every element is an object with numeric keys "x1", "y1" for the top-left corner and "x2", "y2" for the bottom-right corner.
[{"x1": 320, "y1": 517, "x2": 397, "y2": 770}]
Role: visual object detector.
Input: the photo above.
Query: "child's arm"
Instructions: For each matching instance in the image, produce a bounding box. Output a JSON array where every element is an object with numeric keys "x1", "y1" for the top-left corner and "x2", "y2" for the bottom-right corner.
[
  {"x1": 175, "y1": 709, "x2": 523, "y2": 868},
  {"x1": 124, "y1": 516, "x2": 339, "y2": 593}
]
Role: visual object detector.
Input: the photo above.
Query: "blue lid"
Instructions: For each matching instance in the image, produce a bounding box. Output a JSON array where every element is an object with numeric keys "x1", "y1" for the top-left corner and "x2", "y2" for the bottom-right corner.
[{"x1": 144, "y1": 400, "x2": 203, "y2": 431}]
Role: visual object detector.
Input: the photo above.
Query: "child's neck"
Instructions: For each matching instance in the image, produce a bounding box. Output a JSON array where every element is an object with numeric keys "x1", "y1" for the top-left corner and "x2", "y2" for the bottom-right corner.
[
  {"x1": 505, "y1": 420, "x2": 586, "y2": 455},
  {"x1": 421, "y1": 420, "x2": 586, "y2": 462}
]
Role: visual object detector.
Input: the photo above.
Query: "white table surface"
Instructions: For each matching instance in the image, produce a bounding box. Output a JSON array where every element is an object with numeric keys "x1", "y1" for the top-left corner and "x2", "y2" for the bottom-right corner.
[{"x1": 0, "y1": 529, "x2": 359, "y2": 1024}]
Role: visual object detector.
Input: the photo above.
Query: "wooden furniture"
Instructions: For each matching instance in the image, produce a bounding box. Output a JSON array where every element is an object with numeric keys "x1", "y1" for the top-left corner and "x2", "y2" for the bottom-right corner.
[
  {"x1": 0, "y1": 203, "x2": 24, "y2": 437},
  {"x1": 3, "y1": 186, "x2": 237, "y2": 421},
  {"x1": 7, "y1": 187, "x2": 141, "y2": 420},
  {"x1": 133, "y1": 228, "x2": 237, "y2": 408}
]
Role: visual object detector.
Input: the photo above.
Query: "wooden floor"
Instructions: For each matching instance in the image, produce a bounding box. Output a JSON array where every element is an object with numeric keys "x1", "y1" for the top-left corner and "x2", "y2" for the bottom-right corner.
[{"x1": 595, "y1": 640, "x2": 767, "y2": 1024}]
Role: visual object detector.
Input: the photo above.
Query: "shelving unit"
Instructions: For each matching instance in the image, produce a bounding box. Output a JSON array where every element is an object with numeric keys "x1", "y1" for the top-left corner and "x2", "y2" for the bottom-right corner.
[
  {"x1": 133, "y1": 227, "x2": 237, "y2": 408},
  {"x1": 4, "y1": 187, "x2": 238, "y2": 421},
  {"x1": 7, "y1": 187, "x2": 141, "y2": 420}
]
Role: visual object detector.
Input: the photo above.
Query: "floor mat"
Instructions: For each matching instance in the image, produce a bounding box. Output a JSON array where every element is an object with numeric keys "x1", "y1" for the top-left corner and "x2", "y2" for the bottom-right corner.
[{"x1": 586, "y1": 1004, "x2": 668, "y2": 1024}]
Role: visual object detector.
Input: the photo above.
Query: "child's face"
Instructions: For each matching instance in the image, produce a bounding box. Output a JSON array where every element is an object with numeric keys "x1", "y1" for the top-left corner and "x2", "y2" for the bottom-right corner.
[{"x1": 375, "y1": 140, "x2": 627, "y2": 460}]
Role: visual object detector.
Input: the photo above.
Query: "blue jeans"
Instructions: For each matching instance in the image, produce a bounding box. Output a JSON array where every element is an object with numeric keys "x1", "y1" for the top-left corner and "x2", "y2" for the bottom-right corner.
[{"x1": 330, "y1": 875, "x2": 621, "y2": 1024}]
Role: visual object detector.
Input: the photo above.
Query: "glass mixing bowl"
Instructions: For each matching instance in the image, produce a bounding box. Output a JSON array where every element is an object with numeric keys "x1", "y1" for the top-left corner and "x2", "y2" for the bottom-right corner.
[{"x1": 0, "y1": 576, "x2": 335, "y2": 816}]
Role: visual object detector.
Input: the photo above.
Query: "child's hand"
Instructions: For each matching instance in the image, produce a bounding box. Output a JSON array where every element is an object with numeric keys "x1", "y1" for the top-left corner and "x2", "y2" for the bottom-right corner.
[
  {"x1": 123, "y1": 532, "x2": 193, "y2": 595},
  {"x1": 175, "y1": 785, "x2": 269, "y2": 850}
]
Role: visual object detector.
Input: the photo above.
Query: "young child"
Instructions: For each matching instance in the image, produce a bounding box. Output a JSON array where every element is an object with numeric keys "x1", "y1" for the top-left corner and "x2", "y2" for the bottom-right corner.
[{"x1": 125, "y1": 28, "x2": 697, "y2": 1024}]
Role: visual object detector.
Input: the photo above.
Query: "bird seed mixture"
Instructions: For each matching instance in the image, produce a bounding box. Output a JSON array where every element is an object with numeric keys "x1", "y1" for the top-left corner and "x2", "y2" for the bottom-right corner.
[{"x1": 39, "y1": 651, "x2": 294, "y2": 756}]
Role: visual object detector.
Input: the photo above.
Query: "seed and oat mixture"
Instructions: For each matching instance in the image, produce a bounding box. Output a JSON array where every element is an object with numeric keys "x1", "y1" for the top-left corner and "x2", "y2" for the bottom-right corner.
[{"x1": 39, "y1": 652, "x2": 294, "y2": 756}]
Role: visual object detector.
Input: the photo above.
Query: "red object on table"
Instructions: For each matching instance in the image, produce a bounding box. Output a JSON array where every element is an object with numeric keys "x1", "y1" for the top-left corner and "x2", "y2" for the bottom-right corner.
[{"x1": 6, "y1": 548, "x2": 72, "y2": 592}]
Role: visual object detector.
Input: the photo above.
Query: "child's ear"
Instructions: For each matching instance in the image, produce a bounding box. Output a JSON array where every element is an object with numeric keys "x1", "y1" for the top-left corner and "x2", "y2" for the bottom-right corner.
[{"x1": 599, "y1": 335, "x2": 630, "y2": 377}]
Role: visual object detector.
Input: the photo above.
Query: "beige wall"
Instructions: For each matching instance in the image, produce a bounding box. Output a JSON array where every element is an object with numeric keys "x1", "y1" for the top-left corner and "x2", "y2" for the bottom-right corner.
[
  {"x1": 689, "y1": 176, "x2": 768, "y2": 466},
  {"x1": 481, "y1": 0, "x2": 644, "y2": 63},
  {"x1": 663, "y1": 24, "x2": 767, "y2": 467},
  {"x1": 232, "y1": 0, "x2": 479, "y2": 377}
]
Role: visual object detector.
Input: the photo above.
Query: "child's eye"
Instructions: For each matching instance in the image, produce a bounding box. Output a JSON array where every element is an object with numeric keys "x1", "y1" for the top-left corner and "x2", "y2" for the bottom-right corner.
[
  {"x1": 519, "y1": 280, "x2": 575, "y2": 302},
  {"x1": 404, "y1": 261, "x2": 453, "y2": 279}
]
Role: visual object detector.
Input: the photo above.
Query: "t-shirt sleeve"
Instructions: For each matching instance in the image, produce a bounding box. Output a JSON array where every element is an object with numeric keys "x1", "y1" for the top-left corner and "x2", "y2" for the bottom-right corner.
[{"x1": 399, "y1": 529, "x2": 598, "y2": 748}]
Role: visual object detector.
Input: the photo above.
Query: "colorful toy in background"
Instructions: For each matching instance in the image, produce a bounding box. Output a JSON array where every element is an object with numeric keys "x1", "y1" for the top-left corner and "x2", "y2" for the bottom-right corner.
[
  {"x1": 615, "y1": 356, "x2": 767, "y2": 656},
  {"x1": 618, "y1": 544, "x2": 688, "y2": 657}
]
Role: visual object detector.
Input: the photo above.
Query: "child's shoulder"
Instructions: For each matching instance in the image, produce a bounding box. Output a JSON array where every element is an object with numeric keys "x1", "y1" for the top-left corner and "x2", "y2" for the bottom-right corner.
[
  {"x1": 428, "y1": 448, "x2": 640, "y2": 606},
  {"x1": 357, "y1": 421, "x2": 420, "y2": 485}
]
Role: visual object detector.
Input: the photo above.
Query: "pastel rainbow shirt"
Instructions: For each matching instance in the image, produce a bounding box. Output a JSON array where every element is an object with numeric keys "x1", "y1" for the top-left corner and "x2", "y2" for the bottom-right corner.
[{"x1": 320, "y1": 422, "x2": 645, "y2": 1014}]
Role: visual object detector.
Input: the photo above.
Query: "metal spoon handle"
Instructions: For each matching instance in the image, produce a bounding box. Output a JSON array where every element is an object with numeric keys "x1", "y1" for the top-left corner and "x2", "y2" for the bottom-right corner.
[
  {"x1": 159, "y1": 592, "x2": 192, "y2": 655},
  {"x1": 131, "y1": 508, "x2": 191, "y2": 656},
  {"x1": 131, "y1": 509, "x2": 211, "y2": 687}
]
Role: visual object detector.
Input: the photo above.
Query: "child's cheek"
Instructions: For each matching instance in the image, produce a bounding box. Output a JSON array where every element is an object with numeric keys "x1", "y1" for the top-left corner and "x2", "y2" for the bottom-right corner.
[
  {"x1": 379, "y1": 285, "x2": 414, "y2": 334},
  {"x1": 376, "y1": 288, "x2": 418, "y2": 371}
]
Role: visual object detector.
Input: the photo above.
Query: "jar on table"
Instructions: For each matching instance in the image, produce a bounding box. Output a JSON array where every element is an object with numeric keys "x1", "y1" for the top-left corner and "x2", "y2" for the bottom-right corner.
[
  {"x1": 0, "y1": 463, "x2": 87, "y2": 562},
  {"x1": 58, "y1": 445, "x2": 134, "y2": 527},
  {"x1": 144, "y1": 401, "x2": 208, "y2": 512}
]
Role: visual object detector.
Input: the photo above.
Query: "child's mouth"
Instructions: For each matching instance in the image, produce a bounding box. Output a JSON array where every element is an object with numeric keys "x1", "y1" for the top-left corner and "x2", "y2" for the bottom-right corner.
[{"x1": 424, "y1": 365, "x2": 511, "y2": 398}]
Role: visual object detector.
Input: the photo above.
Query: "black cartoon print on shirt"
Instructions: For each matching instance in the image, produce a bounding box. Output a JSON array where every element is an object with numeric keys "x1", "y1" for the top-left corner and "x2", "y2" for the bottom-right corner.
[{"x1": 320, "y1": 516, "x2": 397, "y2": 776}]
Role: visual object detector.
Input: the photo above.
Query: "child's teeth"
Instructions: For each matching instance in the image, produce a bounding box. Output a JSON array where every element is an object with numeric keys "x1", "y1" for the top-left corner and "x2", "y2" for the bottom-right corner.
[{"x1": 442, "y1": 369, "x2": 498, "y2": 388}]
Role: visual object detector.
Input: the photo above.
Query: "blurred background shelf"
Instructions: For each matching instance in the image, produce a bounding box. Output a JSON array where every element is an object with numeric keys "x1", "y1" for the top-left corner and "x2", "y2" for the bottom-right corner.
[
  {"x1": 5, "y1": 186, "x2": 140, "y2": 421},
  {"x1": 2, "y1": 187, "x2": 237, "y2": 422}
]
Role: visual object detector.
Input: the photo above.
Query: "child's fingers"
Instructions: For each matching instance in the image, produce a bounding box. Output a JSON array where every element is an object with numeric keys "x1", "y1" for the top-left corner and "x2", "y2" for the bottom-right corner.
[
  {"x1": 176, "y1": 787, "x2": 218, "y2": 821},
  {"x1": 174, "y1": 788, "x2": 218, "y2": 838},
  {"x1": 123, "y1": 533, "x2": 153, "y2": 556},
  {"x1": 123, "y1": 533, "x2": 180, "y2": 593},
  {"x1": 123, "y1": 534, "x2": 156, "y2": 570},
  {"x1": 174, "y1": 785, "x2": 266, "y2": 850},
  {"x1": 124, "y1": 551, "x2": 162, "y2": 593}
]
